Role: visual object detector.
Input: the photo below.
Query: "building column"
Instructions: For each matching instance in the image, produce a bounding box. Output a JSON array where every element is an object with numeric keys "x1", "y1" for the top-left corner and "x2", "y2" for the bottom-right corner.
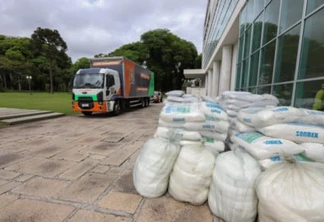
[
  {"x1": 212, "y1": 61, "x2": 220, "y2": 97},
  {"x1": 208, "y1": 69, "x2": 213, "y2": 96},
  {"x1": 230, "y1": 41, "x2": 239, "y2": 91},
  {"x1": 204, "y1": 73, "x2": 208, "y2": 96},
  {"x1": 219, "y1": 45, "x2": 233, "y2": 95}
]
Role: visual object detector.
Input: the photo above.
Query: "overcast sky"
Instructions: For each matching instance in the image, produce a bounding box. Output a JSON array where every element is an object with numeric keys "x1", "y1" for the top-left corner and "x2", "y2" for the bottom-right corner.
[{"x1": 0, "y1": 0, "x2": 207, "y2": 62}]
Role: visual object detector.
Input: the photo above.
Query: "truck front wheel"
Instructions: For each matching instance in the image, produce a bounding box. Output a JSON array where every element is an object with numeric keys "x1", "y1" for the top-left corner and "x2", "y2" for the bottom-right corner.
[{"x1": 113, "y1": 101, "x2": 121, "y2": 115}]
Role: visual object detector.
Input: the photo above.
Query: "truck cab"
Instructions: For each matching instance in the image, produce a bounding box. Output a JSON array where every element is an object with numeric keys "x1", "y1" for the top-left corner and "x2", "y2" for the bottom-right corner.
[{"x1": 72, "y1": 68, "x2": 122, "y2": 115}]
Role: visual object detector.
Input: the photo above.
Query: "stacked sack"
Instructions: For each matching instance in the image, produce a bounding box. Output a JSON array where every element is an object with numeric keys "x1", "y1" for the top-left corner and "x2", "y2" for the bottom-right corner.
[
  {"x1": 217, "y1": 91, "x2": 279, "y2": 131},
  {"x1": 208, "y1": 146, "x2": 261, "y2": 222},
  {"x1": 255, "y1": 156, "x2": 324, "y2": 221},
  {"x1": 153, "y1": 90, "x2": 231, "y2": 205},
  {"x1": 233, "y1": 106, "x2": 324, "y2": 169}
]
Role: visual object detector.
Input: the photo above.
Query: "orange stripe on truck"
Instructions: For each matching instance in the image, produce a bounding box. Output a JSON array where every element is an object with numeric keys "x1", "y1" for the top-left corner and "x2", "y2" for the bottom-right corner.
[
  {"x1": 72, "y1": 101, "x2": 108, "y2": 113},
  {"x1": 137, "y1": 87, "x2": 148, "y2": 92}
]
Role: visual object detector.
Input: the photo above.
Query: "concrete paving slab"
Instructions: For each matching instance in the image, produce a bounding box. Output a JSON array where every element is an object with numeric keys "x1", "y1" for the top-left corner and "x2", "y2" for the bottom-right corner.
[
  {"x1": 98, "y1": 191, "x2": 142, "y2": 214},
  {"x1": 0, "y1": 194, "x2": 17, "y2": 209},
  {"x1": 134, "y1": 195, "x2": 214, "y2": 222},
  {"x1": 0, "y1": 199, "x2": 74, "y2": 222},
  {"x1": 57, "y1": 173, "x2": 117, "y2": 204},
  {"x1": 67, "y1": 209, "x2": 131, "y2": 222},
  {"x1": 0, "y1": 169, "x2": 21, "y2": 180},
  {"x1": 12, "y1": 177, "x2": 69, "y2": 198},
  {"x1": 0, "y1": 181, "x2": 21, "y2": 195},
  {"x1": 58, "y1": 158, "x2": 98, "y2": 180}
]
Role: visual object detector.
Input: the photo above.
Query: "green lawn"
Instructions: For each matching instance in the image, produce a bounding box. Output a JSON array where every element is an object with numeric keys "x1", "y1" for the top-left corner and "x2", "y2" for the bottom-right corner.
[{"x1": 0, "y1": 92, "x2": 74, "y2": 115}]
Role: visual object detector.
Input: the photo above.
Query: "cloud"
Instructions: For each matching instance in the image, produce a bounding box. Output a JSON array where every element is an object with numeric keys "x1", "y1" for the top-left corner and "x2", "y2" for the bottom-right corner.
[{"x1": 0, "y1": 0, "x2": 207, "y2": 62}]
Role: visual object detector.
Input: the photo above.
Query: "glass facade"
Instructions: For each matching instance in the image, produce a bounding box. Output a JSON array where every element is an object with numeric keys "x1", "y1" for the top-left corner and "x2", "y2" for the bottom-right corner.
[
  {"x1": 236, "y1": 0, "x2": 324, "y2": 109},
  {"x1": 203, "y1": 0, "x2": 239, "y2": 68}
]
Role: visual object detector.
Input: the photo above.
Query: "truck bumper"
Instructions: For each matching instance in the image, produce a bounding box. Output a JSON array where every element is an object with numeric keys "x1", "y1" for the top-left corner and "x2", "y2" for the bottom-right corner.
[{"x1": 72, "y1": 101, "x2": 108, "y2": 113}]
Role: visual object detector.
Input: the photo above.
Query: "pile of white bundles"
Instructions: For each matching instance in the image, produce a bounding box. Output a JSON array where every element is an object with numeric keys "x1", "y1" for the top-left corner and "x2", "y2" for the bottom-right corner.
[
  {"x1": 208, "y1": 146, "x2": 261, "y2": 222},
  {"x1": 133, "y1": 136, "x2": 181, "y2": 198},
  {"x1": 217, "y1": 91, "x2": 279, "y2": 133},
  {"x1": 157, "y1": 90, "x2": 229, "y2": 155},
  {"x1": 234, "y1": 106, "x2": 324, "y2": 168},
  {"x1": 153, "y1": 90, "x2": 230, "y2": 205},
  {"x1": 256, "y1": 158, "x2": 324, "y2": 221}
]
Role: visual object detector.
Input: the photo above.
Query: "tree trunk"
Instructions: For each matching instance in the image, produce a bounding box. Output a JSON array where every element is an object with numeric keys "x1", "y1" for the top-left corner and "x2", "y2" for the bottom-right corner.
[
  {"x1": 4, "y1": 73, "x2": 7, "y2": 89},
  {"x1": 49, "y1": 58, "x2": 53, "y2": 94}
]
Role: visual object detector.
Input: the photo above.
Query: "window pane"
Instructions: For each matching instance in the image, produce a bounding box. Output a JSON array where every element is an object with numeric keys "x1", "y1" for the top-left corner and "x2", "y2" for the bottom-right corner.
[
  {"x1": 249, "y1": 51, "x2": 259, "y2": 87},
  {"x1": 238, "y1": 36, "x2": 244, "y2": 62},
  {"x1": 257, "y1": 85, "x2": 271, "y2": 94},
  {"x1": 252, "y1": 13, "x2": 263, "y2": 52},
  {"x1": 263, "y1": 0, "x2": 280, "y2": 45},
  {"x1": 248, "y1": 87, "x2": 257, "y2": 94},
  {"x1": 298, "y1": 8, "x2": 324, "y2": 79},
  {"x1": 240, "y1": 5, "x2": 247, "y2": 35},
  {"x1": 254, "y1": 0, "x2": 264, "y2": 17},
  {"x1": 236, "y1": 63, "x2": 242, "y2": 89},
  {"x1": 273, "y1": 83, "x2": 293, "y2": 106},
  {"x1": 295, "y1": 80, "x2": 324, "y2": 110},
  {"x1": 259, "y1": 40, "x2": 276, "y2": 85},
  {"x1": 307, "y1": 0, "x2": 324, "y2": 14},
  {"x1": 242, "y1": 58, "x2": 250, "y2": 88},
  {"x1": 246, "y1": 0, "x2": 255, "y2": 27},
  {"x1": 280, "y1": 0, "x2": 303, "y2": 33},
  {"x1": 274, "y1": 24, "x2": 301, "y2": 83},
  {"x1": 244, "y1": 27, "x2": 252, "y2": 58}
]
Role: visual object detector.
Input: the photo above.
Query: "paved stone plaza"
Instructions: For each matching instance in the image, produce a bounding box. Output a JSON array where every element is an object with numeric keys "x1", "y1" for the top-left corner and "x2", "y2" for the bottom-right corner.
[{"x1": 0, "y1": 104, "x2": 215, "y2": 222}]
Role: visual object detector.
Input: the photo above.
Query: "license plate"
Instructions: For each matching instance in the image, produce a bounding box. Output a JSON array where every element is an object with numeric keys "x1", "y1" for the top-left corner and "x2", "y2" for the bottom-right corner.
[{"x1": 81, "y1": 104, "x2": 89, "y2": 107}]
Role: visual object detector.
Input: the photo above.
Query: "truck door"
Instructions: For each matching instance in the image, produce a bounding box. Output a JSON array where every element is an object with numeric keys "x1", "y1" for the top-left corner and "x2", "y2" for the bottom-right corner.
[{"x1": 105, "y1": 74, "x2": 115, "y2": 100}]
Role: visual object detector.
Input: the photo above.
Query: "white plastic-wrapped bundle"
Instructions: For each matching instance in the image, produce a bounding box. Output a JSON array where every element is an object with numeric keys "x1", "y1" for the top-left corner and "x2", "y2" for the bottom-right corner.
[
  {"x1": 258, "y1": 153, "x2": 313, "y2": 170},
  {"x1": 208, "y1": 148, "x2": 261, "y2": 222},
  {"x1": 203, "y1": 137, "x2": 225, "y2": 155},
  {"x1": 237, "y1": 106, "x2": 301, "y2": 127},
  {"x1": 183, "y1": 120, "x2": 229, "y2": 134},
  {"x1": 300, "y1": 142, "x2": 324, "y2": 163},
  {"x1": 168, "y1": 144, "x2": 216, "y2": 205},
  {"x1": 230, "y1": 119, "x2": 255, "y2": 133},
  {"x1": 258, "y1": 122, "x2": 324, "y2": 144},
  {"x1": 256, "y1": 160, "x2": 324, "y2": 221},
  {"x1": 158, "y1": 119, "x2": 184, "y2": 128},
  {"x1": 160, "y1": 102, "x2": 205, "y2": 123},
  {"x1": 133, "y1": 137, "x2": 180, "y2": 198},
  {"x1": 230, "y1": 132, "x2": 305, "y2": 160},
  {"x1": 298, "y1": 108, "x2": 324, "y2": 126},
  {"x1": 154, "y1": 126, "x2": 201, "y2": 141},
  {"x1": 165, "y1": 90, "x2": 185, "y2": 97},
  {"x1": 200, "y1": 131, "x2": 228, "y2": 142},
  {"x1": 200, "y1": 102, "x2": 228, "y2": 121}
]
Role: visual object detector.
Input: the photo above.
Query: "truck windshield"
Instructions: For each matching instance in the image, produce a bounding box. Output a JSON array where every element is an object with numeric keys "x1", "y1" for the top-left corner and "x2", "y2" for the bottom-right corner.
[{"x1": 73, "y1": 73, "x2": 104, "y2": 89}]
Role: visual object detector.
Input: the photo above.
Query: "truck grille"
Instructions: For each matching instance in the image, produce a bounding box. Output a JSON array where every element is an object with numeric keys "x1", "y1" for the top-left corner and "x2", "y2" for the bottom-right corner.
[{"x1": 78, "y1": 97, "x2": 94, "y2": 109}]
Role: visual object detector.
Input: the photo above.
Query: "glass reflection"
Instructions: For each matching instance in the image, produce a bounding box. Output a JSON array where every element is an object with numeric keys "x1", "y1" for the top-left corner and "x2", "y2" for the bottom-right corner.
[
  {"x1": 274, "y1": 24, "x2": 301, "y2": 83},
  {"x1": 273, "y1": 84, "x2": 293, "y2": 106},
  {"x1": 249, "y1": 51, "x2": 259, "y2": 87},
  {"x1": 307, "y1": 0, "x2": 324, "y2": 14},
  {"x1": 263, "y1": 0, "x2": 280, "y2": 45},
  {"x1": 280, "y1": 0, "x2": 303, "y2": 33},
  {"x1": 295, "y1": 80, "x2": 324, "y2": 110},
  {"x1": 260, "y1": 40, "x2": 276, "y2": 85},
  {"x1": 299, "y1": 8, "x2": 324, "y2": 79}
]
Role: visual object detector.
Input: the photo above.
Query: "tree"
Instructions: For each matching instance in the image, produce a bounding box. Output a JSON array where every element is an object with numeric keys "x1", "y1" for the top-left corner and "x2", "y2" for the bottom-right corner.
[
  {"x1": 31, "y1": 27, "x2": 68, "y2": 93},
  {"x1": 70, "y1": 57, "x2": 90, "y2": 74}
]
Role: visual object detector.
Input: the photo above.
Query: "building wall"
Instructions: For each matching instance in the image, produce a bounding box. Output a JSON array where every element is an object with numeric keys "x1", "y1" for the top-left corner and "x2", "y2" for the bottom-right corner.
[{"x1": 203, "y1": 0, "x2": 324, "y2": 110}]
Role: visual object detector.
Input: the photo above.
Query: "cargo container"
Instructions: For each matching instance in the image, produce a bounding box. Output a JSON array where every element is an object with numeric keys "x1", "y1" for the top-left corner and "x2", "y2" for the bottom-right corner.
[{"x1": 72, "y1": 57, "x2": 154, "y2": 116}]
